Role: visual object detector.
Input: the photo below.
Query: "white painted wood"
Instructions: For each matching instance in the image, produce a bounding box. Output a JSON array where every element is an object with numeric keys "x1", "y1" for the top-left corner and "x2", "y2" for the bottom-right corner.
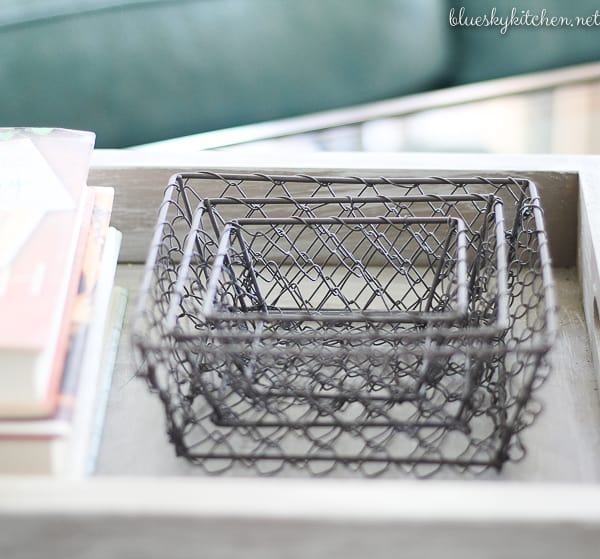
[
  {"x1": 2, "y1": 478, "x2": 600, "y2": 558},
  {"x1": 577, "y1": 162, "x2": 600, "y2": 391},
  {"x1": 2, "y1": 477, "x2": 600, "y2": 522}
]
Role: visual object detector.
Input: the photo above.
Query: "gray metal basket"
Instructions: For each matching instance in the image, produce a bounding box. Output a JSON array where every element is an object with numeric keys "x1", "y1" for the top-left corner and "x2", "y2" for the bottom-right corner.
[{"x1": 132, "y1": 173, "x2": 556, "y2": 477}]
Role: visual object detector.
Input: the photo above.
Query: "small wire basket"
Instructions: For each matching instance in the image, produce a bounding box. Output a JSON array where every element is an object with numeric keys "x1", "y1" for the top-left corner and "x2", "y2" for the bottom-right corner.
[
  {"x1": 132, "y1": 173, "x2": 557, "y2": 477},
  {"x1": 204, "y1": 215, "x2": 470, "y2": 324},
  {"x1": 170, "y1": 195, "x2": 508, "y2": 431}
]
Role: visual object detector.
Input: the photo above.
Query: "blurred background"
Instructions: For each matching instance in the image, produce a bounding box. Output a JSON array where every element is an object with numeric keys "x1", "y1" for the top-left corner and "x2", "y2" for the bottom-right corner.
[{"x1": 1, "y1": 0, "x2": 599, "y2": 152}]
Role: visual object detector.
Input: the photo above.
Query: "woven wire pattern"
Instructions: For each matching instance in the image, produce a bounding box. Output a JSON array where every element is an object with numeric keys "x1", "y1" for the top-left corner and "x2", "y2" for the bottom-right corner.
[{"x1": 132, "y1": 173, "x2": 557, "y2": 477}]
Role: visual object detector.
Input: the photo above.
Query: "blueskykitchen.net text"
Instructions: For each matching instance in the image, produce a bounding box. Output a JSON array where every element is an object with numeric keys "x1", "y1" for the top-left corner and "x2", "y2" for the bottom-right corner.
[{"x1": 449, "y1": 6, "x2": 600, "y2": 34}]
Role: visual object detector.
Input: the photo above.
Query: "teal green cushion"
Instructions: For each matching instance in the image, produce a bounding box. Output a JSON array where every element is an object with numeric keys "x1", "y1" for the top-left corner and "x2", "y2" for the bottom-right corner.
[
  {"x1": 0, "y1": 0, "x2": 451, "y2": 147},
  {"x1": 450, "y1": 0, "x2": 600, "y2": 84}
]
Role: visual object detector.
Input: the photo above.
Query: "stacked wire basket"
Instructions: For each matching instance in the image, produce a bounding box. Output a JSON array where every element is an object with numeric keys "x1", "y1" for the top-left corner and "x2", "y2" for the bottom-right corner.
[{"x1": 132, "y1": 172, "x2": 557, "y2": 477}]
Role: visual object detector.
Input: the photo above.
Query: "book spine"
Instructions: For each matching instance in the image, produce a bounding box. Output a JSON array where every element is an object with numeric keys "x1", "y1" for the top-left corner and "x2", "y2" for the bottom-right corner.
[
  {"x1": 85, "y1": 285, "x2": 128, "y2": 476},
  {"x1": 66, "y1": 228, "x2": 122, "y2": 477},
  {"x1": 55, "y1": 188, "x2": 115, "y2": 424}
]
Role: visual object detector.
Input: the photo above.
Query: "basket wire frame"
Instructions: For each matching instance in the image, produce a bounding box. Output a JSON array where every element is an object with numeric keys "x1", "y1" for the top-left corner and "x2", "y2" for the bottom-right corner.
[{"x1": 132, "y1": 173, "x2": 557, "y2": 478}]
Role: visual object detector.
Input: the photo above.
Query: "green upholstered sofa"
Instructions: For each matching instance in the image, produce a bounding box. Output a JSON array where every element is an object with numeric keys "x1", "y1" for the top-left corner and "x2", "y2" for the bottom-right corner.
[{"x1": 1, "y1": 0, "x2": 599, "y2": 147}]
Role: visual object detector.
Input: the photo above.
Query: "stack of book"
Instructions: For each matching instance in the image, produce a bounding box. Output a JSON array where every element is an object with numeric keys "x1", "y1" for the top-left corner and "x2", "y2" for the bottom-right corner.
[{"x1": 0, "y1": 128, "x2": 126, "y2": 477}]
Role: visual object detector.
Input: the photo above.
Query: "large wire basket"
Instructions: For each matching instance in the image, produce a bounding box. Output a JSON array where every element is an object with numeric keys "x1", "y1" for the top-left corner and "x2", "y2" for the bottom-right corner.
[{"x1": 132, "y1": 173, "x2": 557, "y2": 477}]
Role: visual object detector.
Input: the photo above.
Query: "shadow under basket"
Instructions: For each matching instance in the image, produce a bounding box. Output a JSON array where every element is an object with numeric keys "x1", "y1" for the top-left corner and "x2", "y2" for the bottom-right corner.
[{"x1": 131, "y1": 173, "x2": 557, "y2": 477}]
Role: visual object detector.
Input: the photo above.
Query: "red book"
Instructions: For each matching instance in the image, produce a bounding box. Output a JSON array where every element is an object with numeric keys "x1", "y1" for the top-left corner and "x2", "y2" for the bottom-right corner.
[{"x1": 0, "y1": 129, "x2": 96, "y2": 417}]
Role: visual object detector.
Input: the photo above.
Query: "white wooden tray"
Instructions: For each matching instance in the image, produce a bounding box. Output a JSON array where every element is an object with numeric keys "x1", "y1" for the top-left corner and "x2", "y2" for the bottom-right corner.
[{"x1": 1, "y1": 152, "x2": 599, "y2": 559}]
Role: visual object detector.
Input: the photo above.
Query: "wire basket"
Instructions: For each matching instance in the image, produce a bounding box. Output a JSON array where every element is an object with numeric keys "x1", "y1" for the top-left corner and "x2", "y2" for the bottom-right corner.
[
  {"x1": 132, "y1": 173, "x2": 557, "y2": 477},
  {"x1": 204, "y1": 215, "x2": 470, "y2": 324},
  {"x1": 172, "y1": 192, "x2": 509, "y2": 334}
]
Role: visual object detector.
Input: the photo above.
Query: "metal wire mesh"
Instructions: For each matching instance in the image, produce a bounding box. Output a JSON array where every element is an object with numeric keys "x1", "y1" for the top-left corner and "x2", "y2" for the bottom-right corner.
[{"x1": 132, "y1": 173, "x2": 557, "y2": 477}]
